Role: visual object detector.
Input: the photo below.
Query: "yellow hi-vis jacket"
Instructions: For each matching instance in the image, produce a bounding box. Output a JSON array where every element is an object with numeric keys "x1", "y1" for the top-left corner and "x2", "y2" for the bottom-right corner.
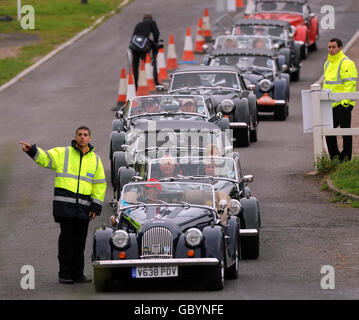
[
  {"x1": 323, "y1": 50, "x2": 357, "y2": 108},
  {"x1": 27, "y1": 140, "x2": 106, "y2": 221}
]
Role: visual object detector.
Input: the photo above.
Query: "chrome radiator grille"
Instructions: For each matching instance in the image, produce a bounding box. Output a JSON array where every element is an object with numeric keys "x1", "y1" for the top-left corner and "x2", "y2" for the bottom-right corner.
[{"x1": 141, "y1": 227, "x2": 173, "y2": 259}]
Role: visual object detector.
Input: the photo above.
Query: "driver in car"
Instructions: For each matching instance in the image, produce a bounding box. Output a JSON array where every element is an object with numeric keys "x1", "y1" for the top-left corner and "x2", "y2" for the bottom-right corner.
[
  {"x1": 142, "y1": 98, "x2": 162, "y2": 113},
  {"x1": 179, "y1": 98, "x2": 197, "y2": 113}
]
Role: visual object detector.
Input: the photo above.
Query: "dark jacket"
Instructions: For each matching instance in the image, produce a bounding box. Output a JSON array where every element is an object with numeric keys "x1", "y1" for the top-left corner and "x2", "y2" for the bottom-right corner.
[{"x1": 132, "y1": 17, "x2": 160, "y2": 44}]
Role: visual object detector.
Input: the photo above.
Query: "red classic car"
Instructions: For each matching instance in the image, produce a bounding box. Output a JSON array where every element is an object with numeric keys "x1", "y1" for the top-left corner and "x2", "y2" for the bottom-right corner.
[{"x1": 248, "y1": 0, "x2": 319, "y2": 59}]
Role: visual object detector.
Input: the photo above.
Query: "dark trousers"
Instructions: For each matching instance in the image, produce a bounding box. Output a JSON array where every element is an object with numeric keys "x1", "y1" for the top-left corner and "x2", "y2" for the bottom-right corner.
[
  {"x1": 131, "y1": 48, "x2": 159, "y2": 90},
  {"x1": 325, "y1": 104, "x2": 353, "y2": 161},
  {"x1": 57, "y1": 217, "x2": 89, "y2": 279}
]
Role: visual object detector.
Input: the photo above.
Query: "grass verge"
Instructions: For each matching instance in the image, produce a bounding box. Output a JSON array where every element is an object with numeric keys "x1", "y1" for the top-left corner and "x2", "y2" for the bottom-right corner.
[
  {"x1": 0, "y1": 0, "x2": 123, "y2": 86},
  {"x1": 315, "y1": 154, "x2": 359, "y2": 209}
]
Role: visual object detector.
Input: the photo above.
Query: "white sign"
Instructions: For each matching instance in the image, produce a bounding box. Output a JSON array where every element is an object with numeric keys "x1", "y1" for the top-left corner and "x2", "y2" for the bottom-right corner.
[{"x1": 301, "y1": 90, "x2": 333, "y2": 133}]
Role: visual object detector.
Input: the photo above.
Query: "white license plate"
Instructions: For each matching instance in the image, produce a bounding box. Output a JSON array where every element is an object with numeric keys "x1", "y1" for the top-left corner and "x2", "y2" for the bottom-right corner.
[{"x1": 132, "y1": 266, "x2": 178, "y2": 278}]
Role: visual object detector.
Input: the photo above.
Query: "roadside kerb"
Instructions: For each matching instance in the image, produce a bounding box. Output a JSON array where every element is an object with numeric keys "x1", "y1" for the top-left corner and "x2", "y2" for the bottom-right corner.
[
  {"x1": 326, "y1": 177, "x2": 359, "y2": 201},
  {"x1": 0, "y1": 0, "x2": 131, "y2": 94}
]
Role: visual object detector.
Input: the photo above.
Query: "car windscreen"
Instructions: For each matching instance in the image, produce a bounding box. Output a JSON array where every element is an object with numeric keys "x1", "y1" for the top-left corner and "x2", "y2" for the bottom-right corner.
[
  {"x1": 128, "y1": 95, "x2": 207, "y2": 118},
  {"x1": 211, "y1": 55, "x2": 274, "y2": 71},
  {"x1": 125, "y1": 129, "x2": 223, "y2": 163},
  {"x1": 255, "y1": 1, "x2": 303, "y2": 14},
  {"x1": 149, "y1": 157, "x2": 236, "y2": 180},
  {"x1": 121, "y1": 182, "x2": 214, "y2": 207},
  {"x1": 171, "y1": 72, "x2": 241, "y2": 90},
  {"x1": 215, "y1": 35, "x2": 272, "y2": 50},
  {"x1": 234, "y1": 25, "x2": 286, "y2": 38}
]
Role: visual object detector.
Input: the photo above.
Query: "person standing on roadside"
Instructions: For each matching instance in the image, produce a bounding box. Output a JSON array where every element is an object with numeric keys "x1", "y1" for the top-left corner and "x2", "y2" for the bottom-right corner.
[
  {"x1": 19, "y1": 126, "x2": 107, "y2": 284},
  {"x1": 129, "y1": 14, "x2": 161, "y2": 90},
  {"x1": 324, "y1": 38, "x2": 357, "y2": 161}
]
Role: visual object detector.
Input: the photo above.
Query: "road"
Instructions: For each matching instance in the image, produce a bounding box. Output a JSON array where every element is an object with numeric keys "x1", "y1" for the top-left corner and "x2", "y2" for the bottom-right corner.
[{"x1": 0, "y1": 0, "x2": 358, "y2": 300}]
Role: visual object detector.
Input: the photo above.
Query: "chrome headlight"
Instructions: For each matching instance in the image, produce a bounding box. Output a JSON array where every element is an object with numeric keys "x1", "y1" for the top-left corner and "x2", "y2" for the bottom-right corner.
[
  {"x1": 184, "y1": 228, "x2": 203, "y2": 247},
  {"x1": 221, "y1": 99, "x2": 234, "y2": 113},
  {"x1": 112, "y1": 230, "x2": 129, "y2": 248},
  {"x1": 259, "y1": 79, "x2": 273, "y2": 92}
]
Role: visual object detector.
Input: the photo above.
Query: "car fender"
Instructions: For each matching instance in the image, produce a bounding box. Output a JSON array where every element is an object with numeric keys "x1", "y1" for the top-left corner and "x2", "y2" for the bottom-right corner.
[
  {"x1": 175, "y1": 234, "x2": 201, "y2": 258},
  {"x1": 118, "y1": 166, "x2": 136, "y2": 191},
  {"x1": 240, "y1": 197, "x2": 261, "y2": 229},
  {"x1": 112, "y1": 120, "x2": 125, "y2": 132},
  {"x1": 309, "y1": 17, "x2": 319, "y2": 45},
  {"x1": 277, "y1": 54, "x2": 286, "y2": 71},
  {"x1": 226, "y1": 216, "x2": 240, "y2": 260},
  {"x1": 278, "y1": 48, "x2": 290, "y2": 67},
  {"x1": 92, "y1": 228, "x2": 113, "y2": 261},
  {"x1": 293, "y1": 41, "x2": 302, "y2": 66},
  {"x1": 234, "y1": 97, "x2": 249, "y2": 124},
  {"x1": 247, "y1": 93, "x2": 257, "y2": 129},
  {"x1": 110, "y1": 131, "x2": 126, "y2": 158},
  {"x1": 113, "y1": 233, "x2": 139, "y2": 259},
  {"x1": 295, "y1": 24, "x2": 307, "y2": 43},
  {"x1": 203, "y1": 226, "x2": 224, "y2": 261},
  {"x1": 273, "y1": 77, "x2": 287, "y2": 101},
  {"x1": 113, "y1": 151, "x2": 127, "y2": 186}
]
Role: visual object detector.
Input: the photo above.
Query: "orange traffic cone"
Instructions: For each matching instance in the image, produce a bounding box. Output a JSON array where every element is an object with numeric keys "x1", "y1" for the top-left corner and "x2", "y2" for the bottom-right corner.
[
  {"x1": 136, "y1": 59, "x2": 149, "y2": 95},
  {"x1": 194, "y1": 17, "x2": 206, "y2": 54},
  {"x1": 202, "y1": 8, "x2": 212, "y2": 43},
  {"x1": 117, "y1": 69, "x2": 127, "y2": 106},
  {"x1": 236, "y1": 0, "x2": 244, "y2": 8},
  {"x1": 179, "y1": 27, "x2": 198, "y2": 64},
  {"x1": 126, "y1": 72, "x2": 136, "y2": 102},
  {"x1": 166, "y1": 34, "x2": 178, "y2": 71},
  {"x1": 145, "y1": 53, "x2": 155, "y2": 91},
  {"x1": 157, "y1": 48, "x2": 169, "y2": 82}
]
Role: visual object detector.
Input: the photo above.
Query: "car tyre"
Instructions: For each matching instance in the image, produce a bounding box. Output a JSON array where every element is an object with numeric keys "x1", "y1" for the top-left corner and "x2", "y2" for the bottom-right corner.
[
  {"x1": 93, "y1": 268, "x2": 112, "y2": 292},
  {"x1": 225, "y1": 238, "x2": 239, "y2": 279},
  {"x1": 241, "y1": 233, "x2": 259, "y2": 259},
  {"x1": 291, "y1": 67, "x2": 300, "y2": 82},
  {"x1": 274, "y1": 103, "x2": 288, "y2": 121},
  {"x1": 205, "y1": 258, "x2": 225, "y2": 290},
  {"x1": 301, "y1": 42, "x2": 308, "y2": 60}
]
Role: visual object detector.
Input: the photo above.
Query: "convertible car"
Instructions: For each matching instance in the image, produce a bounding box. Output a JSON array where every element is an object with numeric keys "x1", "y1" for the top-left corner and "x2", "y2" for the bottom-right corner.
[
  {"x1": 92, "y1": 181, "x2": 245, "y2": 291},
  {"x1": 169, "y1": 65, "x2": 259, "y2": 147},
  {"x1": 206, "y1": 48, "x2": 290, "y2": 120},
  {"x1": 251, "y1": 0, "x2": 319, "y2": 59},
  {"x1": 111, "y1": 119, "x2": 233, "y2": 198},
  {"x1": 110, "y1": 95, "x2": 228, "y2": 186},
  {"x1": 147, "y1": 155, "x2": 261, "y2": 260},
  {"x1": 232, "y1": 18, "x2": 302, "y2": 81}
]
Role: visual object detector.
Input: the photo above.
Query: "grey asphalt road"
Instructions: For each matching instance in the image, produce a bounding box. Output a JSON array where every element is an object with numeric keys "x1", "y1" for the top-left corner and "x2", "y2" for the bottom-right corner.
[{"x1": 0, "y1": 0, "x2": 358, "y2": 300}]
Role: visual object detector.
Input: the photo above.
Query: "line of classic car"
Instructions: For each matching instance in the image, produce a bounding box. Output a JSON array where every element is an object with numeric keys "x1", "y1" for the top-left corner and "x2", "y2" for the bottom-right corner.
[{"x1": 92, "y1": 0, "x2": 319, "y2": 291}]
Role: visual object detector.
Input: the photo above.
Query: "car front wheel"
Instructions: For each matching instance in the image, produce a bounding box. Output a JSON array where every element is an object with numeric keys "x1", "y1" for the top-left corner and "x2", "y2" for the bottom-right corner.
[{"x1": 205, "y1": 258, "x2": 225, "y2": 290}]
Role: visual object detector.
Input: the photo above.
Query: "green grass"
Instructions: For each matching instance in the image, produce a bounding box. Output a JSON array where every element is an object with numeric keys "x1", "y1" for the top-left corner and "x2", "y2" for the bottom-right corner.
[
  {"x1": 315, "y1": 155, "x2": 359, "y2": 209},
  {"x1": 0, "y1": 0, "x2": 123, "y2": 85},
  {"x1": 315, "y1": 153, "x2": 340, "y2": 175},
  {"x1": 331, "y1": 157, "x2": 359, "y2": 196}
]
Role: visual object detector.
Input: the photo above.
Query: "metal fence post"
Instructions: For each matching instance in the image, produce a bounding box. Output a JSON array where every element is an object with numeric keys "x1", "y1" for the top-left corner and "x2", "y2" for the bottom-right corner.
[{"x1": 310, "y1": 83, "x2": 323, "y2": 165}]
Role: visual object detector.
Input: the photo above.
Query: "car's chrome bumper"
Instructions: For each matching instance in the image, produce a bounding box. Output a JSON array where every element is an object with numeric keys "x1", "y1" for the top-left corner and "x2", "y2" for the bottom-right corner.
[
  {"x1": 229, "y1": 122, "x2": 248, "y2": 129},
  {"x1": 93, "y1": 258, "x2": 219, "y2": 269},
  {"x1": 239, "y1": 228, "x2": 259, "y2": 236}
]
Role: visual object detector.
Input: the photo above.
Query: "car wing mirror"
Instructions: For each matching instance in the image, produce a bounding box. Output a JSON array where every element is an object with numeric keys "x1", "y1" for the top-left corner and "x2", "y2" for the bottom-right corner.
[{"x1": 156, "y1": 85, "x2": 166, "y2": 93}]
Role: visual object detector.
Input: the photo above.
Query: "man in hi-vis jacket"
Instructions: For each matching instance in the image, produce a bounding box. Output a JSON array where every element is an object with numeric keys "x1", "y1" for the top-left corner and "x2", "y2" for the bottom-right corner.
[
  {"x1": 20, "y1": 126, "x2": 106, "y2": 284},
  {"x1": 324, "y1": 38, "x2": 357, "y2": 161}
]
